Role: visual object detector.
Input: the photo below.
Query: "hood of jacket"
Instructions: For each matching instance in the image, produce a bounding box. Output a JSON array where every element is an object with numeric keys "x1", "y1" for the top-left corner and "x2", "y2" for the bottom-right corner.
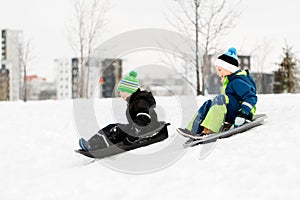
[{"x1": 127, "y1": 88, "x2": 156, "y2": 108}]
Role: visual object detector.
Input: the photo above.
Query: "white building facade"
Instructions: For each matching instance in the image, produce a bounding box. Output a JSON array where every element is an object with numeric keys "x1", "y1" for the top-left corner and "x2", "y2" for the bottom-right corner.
[
  {"x1": 1, "y1": 29, "x2": 23, "y2": 101},
  {"x1": 55, "y1": 58, "x2": 72, "y2": 100},
  {"x1": 55, "y1": 57, "x2": 123, "y2": 99}
]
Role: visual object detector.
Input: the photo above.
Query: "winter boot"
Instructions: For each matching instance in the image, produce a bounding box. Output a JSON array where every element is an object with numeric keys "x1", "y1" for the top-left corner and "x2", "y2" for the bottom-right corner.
[
  {"x1": 177, "y1": 128, "x2": 204, "y2": 139},
  {"x1": 79, "y1": 138, "x2": 92, "y2": 151}
]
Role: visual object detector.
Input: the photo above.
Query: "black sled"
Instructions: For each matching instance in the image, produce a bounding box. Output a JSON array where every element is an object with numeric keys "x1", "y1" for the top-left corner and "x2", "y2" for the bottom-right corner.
[{"x1": 75, "y1": 122, "x2": 170, "y2": 159}]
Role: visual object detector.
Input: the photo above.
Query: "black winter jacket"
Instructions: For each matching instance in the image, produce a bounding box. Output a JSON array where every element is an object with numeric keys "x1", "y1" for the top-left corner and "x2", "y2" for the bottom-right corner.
[
  {"x1": 92, "y1": 89, "x2": 160, "y2": 146},
  {"x1": 126, "y1": 88, "x2": 158, "y2": 127}
]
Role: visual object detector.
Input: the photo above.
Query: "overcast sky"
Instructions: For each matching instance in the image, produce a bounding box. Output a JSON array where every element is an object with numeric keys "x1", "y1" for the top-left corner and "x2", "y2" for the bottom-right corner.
[{"x1": 0, "y1": 0, "x2": 299, "y2": 81}]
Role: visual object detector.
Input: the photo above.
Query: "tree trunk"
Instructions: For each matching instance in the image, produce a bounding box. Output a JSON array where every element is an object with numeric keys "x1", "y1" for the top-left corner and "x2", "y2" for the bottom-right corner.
[
  {"x1": 202, "y1": 51, "x2": 209, "y2": 95},
  {"x1": 195, "y1": 1, "x2": 201, "y2": 96},
  {"x1": 85, "y1": 60, "x2": 90, "y2": 98},
  {"x1": 79, "y1": 56, "x2": 85, "y2": 98},
  {"x1": 23, "y1": 65, "x2": 27, "y2": 102},
  {"x1": 256, "y1": 73, "x2": 262, "y2": 94}
]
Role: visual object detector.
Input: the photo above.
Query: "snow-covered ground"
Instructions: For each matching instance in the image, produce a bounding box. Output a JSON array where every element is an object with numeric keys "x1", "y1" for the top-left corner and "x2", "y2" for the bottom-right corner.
[{"x1": 1, "y1": 94, "x2": 300, "y2": 200}]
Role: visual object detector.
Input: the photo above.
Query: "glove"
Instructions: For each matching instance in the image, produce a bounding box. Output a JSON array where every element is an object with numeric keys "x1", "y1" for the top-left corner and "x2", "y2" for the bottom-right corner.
[
  {"x1": 109, "y1": 125, "x2": 127, "y2": 143},
  {"x1": 122, "y1": 126, "x2": 140, "y2": 145},
  {"x1": 234, "y1": 116, "x2": 246, "y2": 127},
  {"x1": 123, "y1": 135, "x2": 138, "y2": 145},
  {"x1": 234, "y1": 111, "x2": 248, "y2": 127}
]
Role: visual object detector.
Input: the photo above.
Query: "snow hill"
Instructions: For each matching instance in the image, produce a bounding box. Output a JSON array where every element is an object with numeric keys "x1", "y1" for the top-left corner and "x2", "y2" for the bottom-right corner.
[{"x1": 1, "y1": 94, "x2": 299, "y2": 200}]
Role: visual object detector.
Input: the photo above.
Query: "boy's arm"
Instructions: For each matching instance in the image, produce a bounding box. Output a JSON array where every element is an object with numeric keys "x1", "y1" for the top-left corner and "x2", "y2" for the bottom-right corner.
[
  {"x1": 131, "y1": 99, "x2": 153, "y2": 127},
  {"x1": 233, "y1": 79, "x2": 257, "y2": 116},
  {"x1": 123, "y1": 100, "x2": 154, "y2": 145}
]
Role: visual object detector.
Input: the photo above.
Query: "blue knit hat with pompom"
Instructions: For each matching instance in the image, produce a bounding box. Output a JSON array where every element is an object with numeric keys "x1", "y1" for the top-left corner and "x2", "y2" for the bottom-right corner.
[
  {"x1": 215, "y1": 47, "x2": 240, "y2": 73},
  {"x1": 117, "y1": 70, "x2": 140, "y2": 94}
]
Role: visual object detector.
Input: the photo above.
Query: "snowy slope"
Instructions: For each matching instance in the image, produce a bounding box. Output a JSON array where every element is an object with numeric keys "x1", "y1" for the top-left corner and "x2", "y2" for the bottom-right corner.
[{"x1": 0, "y1": 94, "x2": 300, "y2": 200}]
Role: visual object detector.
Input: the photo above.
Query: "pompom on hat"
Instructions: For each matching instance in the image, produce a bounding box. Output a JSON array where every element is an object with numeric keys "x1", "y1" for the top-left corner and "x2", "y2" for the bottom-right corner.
[
  {"x1": 215, "y1": 47, "x2": 240, "y2": 73},
  {"x1": 117, "y1": 70, "x2": 140, "y2": 94}
]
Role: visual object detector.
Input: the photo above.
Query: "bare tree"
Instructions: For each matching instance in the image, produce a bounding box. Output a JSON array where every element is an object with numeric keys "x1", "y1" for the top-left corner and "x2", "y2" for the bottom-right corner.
[
  {"x1": 14, "y1": 35, "x2": 34, "y2": 102},
  {"x1": 68, "y1": 0, "x2": 108, "y2": 98},
  {"x1": 250, "y1": 40, "x2": 272, "y2": 93},
  {"x1": 20, "y1": 39, "x2": 34, "y2": 102},
  {"x1": 168, "y1": 0, "x2": 242, "y2": 95}
]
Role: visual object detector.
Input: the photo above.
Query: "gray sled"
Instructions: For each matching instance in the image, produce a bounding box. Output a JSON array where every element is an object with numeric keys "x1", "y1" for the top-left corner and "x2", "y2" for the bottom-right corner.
[{"x1": 183, "y1": 114, "x2": 267, "y2": 147}]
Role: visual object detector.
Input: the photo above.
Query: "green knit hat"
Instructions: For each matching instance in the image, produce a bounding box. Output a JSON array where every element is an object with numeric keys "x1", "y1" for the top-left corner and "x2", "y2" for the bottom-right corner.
[{"x1": 117, "y1": 70, "x2": 139, "y2": 94}]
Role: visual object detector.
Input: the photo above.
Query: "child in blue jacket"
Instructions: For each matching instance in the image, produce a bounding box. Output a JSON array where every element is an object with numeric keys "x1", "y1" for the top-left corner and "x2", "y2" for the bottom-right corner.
[{"x1": 178, "y1": 47, "x2": 257, "y2": 137}]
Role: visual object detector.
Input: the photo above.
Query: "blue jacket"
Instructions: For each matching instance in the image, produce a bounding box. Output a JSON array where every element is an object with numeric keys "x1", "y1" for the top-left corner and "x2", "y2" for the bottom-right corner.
[{"x1": 223, "y1": 69, "x2": 257, "y2": 123}]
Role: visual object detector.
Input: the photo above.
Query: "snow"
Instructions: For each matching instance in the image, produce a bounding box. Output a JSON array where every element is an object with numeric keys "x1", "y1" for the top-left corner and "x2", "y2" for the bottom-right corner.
[{"x1": 1, "y1": 94, "x2": 300, "y2": 200}]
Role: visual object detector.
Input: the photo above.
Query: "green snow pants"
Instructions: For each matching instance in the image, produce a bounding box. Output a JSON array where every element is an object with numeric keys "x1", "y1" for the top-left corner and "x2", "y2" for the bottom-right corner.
[{"x1": 187, "y1": 94, "x2": 227, "y2": 134}]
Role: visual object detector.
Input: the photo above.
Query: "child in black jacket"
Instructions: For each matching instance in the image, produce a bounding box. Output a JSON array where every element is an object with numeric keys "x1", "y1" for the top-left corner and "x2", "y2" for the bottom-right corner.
[{"x1": 79, "y1": 71, "x2": 163, "y2": 151}]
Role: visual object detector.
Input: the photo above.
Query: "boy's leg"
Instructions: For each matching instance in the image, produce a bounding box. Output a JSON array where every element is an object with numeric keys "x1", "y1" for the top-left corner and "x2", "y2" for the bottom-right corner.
[
  {"x1": 79, "y1": 124, "x2": 120, "y2": 151},
  {"x1": 201, "y1": 94, "x2": 227, "y2": 133},
  {"x1": 100, "y1": 124, "x2": 120, "y2": 138},
  {"x1": 186, "y1": 100, "x2": 212, "y2": 135}
]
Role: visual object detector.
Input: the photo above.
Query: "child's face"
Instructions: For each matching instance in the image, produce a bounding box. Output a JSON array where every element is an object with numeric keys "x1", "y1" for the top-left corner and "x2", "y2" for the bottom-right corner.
[
  {"x1": 119, "y1": 91, "x2": 131, "y2": 100},
  {"x1": 215, "y1": 66, "x2": 232, "y2": 82}
]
